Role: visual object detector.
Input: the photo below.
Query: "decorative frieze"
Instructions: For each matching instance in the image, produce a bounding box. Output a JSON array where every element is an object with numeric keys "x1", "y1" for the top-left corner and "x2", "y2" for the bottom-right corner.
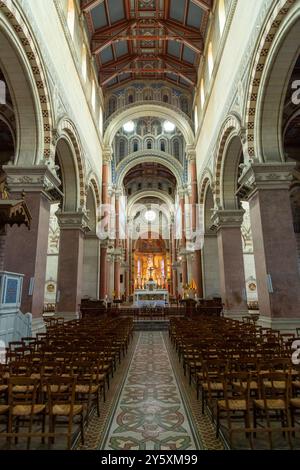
[
  {"x1": 56, "y1": 210, "x2": 89, "y2": 232},
  {"x1": 238, "y1": 162, "x2": 296, "y2": 200},
  {"x1": 3, "y1": 165, "x2": 62, "y2": 202},
  {"x1": 211, "y1": 209, "x2": 245, "y2": 230}
]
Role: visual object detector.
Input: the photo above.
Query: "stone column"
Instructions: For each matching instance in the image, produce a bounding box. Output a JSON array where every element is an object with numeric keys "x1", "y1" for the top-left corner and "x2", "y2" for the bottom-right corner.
[
  {"x1": 239, "y1": 163, "x2": 300, "y2": 330},
  {"x1": 56, "y1": 211, "x2": 89, "y2": 315},
  {"x1": 82, "y1": 233, "x2": 100, "y2": 299},
  {"x1": 114, "y1": 191, "x2": 121, "y2": 299},
  {"x1": 202, "y1": 231, "x2": 220, "y2": 298},
  {"x1": 179, "y1": 191, "x2": 188, "y2": 288},
  {"x1": 99, "y1": 148, "x2": 111, "y2": 299},
  {"x1": 3, "y1": 165, "x2": 60, "y2": 317},
  {"x1": 212, "y1": 209, "x2": 248, "y2": 317},
  {"x1": 187, "y1": 148, "x2": 204, "y2": 299}
]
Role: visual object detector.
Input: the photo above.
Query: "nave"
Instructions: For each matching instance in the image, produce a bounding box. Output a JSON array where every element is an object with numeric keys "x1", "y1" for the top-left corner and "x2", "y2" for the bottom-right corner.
[{"x1": 1, "y1": 313, "x2": 300, "y2": 451}]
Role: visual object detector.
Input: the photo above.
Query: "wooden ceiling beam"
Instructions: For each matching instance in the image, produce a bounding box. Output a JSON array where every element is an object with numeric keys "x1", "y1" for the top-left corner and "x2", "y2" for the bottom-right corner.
[
  {"x1": 158, "y1": 19, "x2": 203, "y2": 54},
  {"x1": 190, "y1": 0, "x2": 212, "y2": 12},
  {"x1": 81, "y1": 0, "x2": 104, "y2": 13},
  {"x1": 99, "y1": 54, "x2": 138, "y2": 72},
  {"x1": 92, "y1": 19, "x2": 137, "y2": 54}
]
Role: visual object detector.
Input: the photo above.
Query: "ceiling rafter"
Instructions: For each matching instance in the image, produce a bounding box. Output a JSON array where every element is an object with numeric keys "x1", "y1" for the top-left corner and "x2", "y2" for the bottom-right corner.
[
  {"x1": 92, "y1": 20, "x2": 137, "y2": 55},
  {"x1": 81, "y1": 0, "x2": 104, "y2": 14},
  {"x1": 158, "y1": 19, "x2": 203, "y2": 54},
  {"x1": 82, "y1": 0, "x2": 213, "y2": 90},
  {"x1": 190, "y1": 0, "x2": 212, "y2": 12}
]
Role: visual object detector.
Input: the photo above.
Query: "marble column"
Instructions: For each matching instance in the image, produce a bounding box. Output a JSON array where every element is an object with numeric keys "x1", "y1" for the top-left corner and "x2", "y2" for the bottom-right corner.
[
  {"x1": 239, "y1": 163, "x2": 300, "y2": 330},
  {"x1": 82, "y1": 233, "x2": 100, "y2": 299},
  {"x1": 179, "y1": 192, "x2": 188, "y2": 288},
  {"x1": 56, "y1": 211, "x2": 89, "y2": 315},
  {"x1": 100, "y1": 241, "x2": 107, "y2": 299},
  {"x1": 212, "y1": 209, "x2": 248, "y2": 317},
  {"x1": 188, "y1": 149, "x2": 203, "y2": 297},
  {"x1": 114, "y1": 192, "x2": 121, "y2": 299},
  {"x1": 202, "y1": 232, "x2": 221, "y2": 298},
  {"x1": 99, "y1": 148, "x2": 111, "y2": 299},
  {"x1": 3, "y1": 166, "x2": 60, "y2": 317}
]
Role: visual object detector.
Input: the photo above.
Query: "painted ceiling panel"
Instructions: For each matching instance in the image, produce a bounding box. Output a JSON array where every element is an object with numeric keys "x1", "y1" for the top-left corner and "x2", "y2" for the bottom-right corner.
[
  {"x1": 115, "y1": 41, "x2": 128, "y2": 57},
  {"x1": 100, "y1": 46, "x2": 114, "y2": 64},
  {"x1": 91, "y1": 3, "x2": 107, "y2": 30},
  {"x1": 107, "y1": 0, "x2": 125, "y2": 23},
  {"x1": 169, "y1": 0, "x2": 186, "y2": 23},
  {"x1": 167, "y1": 40, "x2": 181, "y2": 58},
  {"x1": 182, "y1": 45, "x2": 196, "y2": 64},
  {"x1": 82, "y1": 0, "x2": 212, "y2": 90},
  {"x1": 187, "y1": 2, "x2": 203, "y2": 29}
]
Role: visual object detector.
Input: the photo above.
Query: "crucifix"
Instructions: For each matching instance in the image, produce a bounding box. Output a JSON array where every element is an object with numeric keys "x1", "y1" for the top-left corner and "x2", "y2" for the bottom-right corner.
[{"x1": 148, "y1": 266, "x2": 154, "y2": 280}]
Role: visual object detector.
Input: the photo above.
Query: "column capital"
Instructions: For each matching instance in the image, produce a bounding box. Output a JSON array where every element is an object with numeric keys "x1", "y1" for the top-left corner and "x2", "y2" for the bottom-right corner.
[
  {"x1": 211, "y1": 209, "x2": 245, "y2": 230},
  {"x1": 3, "y1": 165, "x2": 62, "y2": 202},
  {"x1": 56, "y1": 210, "x2": 89, "y2": 232},
  {"x1": 186, "y1": 146, "x2": 197, "y2": 161},
  {"x1": 238, "y1": 162, "x2": 296, "y2": 200},
  {"x1": 178, "y1": 185, "x2": 190, "y2": 199},
  {"x1": 103, "y1": 146, "x2": 113, "y2": 163}
]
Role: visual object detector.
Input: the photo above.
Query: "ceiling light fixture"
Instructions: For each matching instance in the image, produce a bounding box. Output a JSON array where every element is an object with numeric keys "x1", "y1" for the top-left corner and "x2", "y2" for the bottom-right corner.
[
  {"x1": 123, "y1": 121, "x2": 135, "y2": 133},
  {"x1": 144, "y1": 210, "x2": 156, "y2": 222},
  {"x1": 163, "y1": 121, "x2": 175, "y2": 133}
]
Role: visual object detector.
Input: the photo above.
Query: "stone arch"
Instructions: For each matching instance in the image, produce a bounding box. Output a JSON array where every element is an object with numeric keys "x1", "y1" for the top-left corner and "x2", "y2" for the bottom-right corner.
[
  {"x1": 57, "y1": 118, "x2": 86, "y2": 208},
  {"x1": 88, "y1": 175, "x2": 101, "y2": 208},
  {"x1": 0, "y1": 0, "x2": 53, "y2": 163},
  {"x1": 116, "y1": 150, "x2": 183, "y2": 188},
  {"x1": 86, "y1": 183, "x2": 97, "y2": 232},
  {"x1": 199, "y1": 170, "x2": 214, "y2": 206},
  {"x1": 244, "y1": 0, "x2": 297, "y2": 160},
  {"x1": 128, "y1": 190, "x2": 175, "y2": 215},
  {"x1": 213, "y1": 114, "x2": 242, "y2": 207},
  {"x1": 104, "y1": 103, "x2": 194, "y2": 147}
]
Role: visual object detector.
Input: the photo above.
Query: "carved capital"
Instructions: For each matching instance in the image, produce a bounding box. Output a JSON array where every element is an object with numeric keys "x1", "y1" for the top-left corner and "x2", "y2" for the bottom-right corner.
[
  {"x1": 3, "y1": 165, "x2": 62, "y2": 202},
  {"x1": 238, "y1": 162, "x2": 296, "y2": 200},
  {"x1": 186, "y1": 145, "x2": 196, "y2": 161},
  {"x1": 211, "y1": 209, "x2": 245, "y2": 230},
  {"x1": 56, "y1": 210, "x2": 89, "y2": 232},
  {"x1": 103, "y1": 146, "x2": 113, "y2": 164}
]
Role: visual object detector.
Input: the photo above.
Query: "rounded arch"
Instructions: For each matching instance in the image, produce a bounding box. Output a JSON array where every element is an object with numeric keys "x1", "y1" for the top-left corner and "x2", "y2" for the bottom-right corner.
[
  {"x1": 55, "y1": 136, "x2": 79, "y2": 212},
  {"x1": 199, "y1": 171, "x2": 215, "y2": 232},
  {"x1": 104, "y1": 103, "x2": 194, "y2": 147},
  {"x1": 127, "y1": 190, "x2": 175, "y2": 214},
  {"x1": 57, "y1": 118, "x2": 86, "y2": 208},
  {"x1": 244, "y1": 0, "x2": 298, "y2": 160},
  {"x1": 221, "y1": 134, "x2": 244, "y2": 209},
  {"x1": 116, "y1": 150, "x2": 183, "y2": 188},
  {"x1": 87, "y1": 175, "x2": 101, "y2": 208},
  {"x1": 0, "y1": 0, "x2": 53, "y2": 163},
  {"x1": 213, "y1": 114, "x2": 242, "y2": 207},
  {"x1": 86, "y1": 183, "x2": 97, "y2": 232}
]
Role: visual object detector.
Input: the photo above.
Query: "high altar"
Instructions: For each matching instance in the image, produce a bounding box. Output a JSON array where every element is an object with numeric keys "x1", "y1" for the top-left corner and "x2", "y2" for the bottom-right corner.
[{"x1": 134, "y1": 279, "x2": 169, "y2": 308}]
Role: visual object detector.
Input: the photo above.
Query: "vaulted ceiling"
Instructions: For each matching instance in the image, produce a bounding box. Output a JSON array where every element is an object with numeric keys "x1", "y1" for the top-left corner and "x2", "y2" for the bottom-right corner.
[{"x1": 81, "y1": 0, "x2": 212, "y2": 89}]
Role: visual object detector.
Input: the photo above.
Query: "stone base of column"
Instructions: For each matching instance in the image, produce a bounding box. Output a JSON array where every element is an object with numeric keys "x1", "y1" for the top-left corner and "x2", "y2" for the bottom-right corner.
[{"x1": 258, "y1": 316, "x2": 300, "y2": 333}]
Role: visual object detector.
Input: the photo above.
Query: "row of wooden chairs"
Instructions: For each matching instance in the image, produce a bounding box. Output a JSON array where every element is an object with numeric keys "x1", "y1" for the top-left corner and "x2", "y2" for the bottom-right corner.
[
  {"x1": 169, "y1": 316, "x2": 300, "y2": 449},
  {"x1": 0, "y1": 316, "x2": 134, "y2": 449}
]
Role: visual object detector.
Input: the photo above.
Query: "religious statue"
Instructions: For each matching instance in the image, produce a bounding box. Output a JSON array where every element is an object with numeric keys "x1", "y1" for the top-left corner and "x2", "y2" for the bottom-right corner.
[{"x1": 0, "y1": 168, "x2": 9, "y2": 200}]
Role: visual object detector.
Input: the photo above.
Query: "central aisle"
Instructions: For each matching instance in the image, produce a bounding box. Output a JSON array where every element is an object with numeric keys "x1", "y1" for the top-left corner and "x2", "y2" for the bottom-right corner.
[{"x1": 102, "y1": 332, "x2": 202, "y2": 450}]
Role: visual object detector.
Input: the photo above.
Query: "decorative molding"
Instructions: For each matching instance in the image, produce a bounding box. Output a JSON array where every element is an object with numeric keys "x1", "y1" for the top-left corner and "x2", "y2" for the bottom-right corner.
[
  {"x1": 3, "y1": 165, "x2": 62, "y2": 202},
  {"x1": 56, "y1": 210, "x2": 89, "y2": 232},
  {"x1": 211, "y1": 209, "x2": 245, "y2": 230},
  {"x1": 238, "y1": 162, "x2": 296, "y2": 200},
  {"x1": 0, "y1": 0, "x2": 54, "y2": 161},
  {"x1": 104, "y1": 101, "x2": 194, "y2": 134}
]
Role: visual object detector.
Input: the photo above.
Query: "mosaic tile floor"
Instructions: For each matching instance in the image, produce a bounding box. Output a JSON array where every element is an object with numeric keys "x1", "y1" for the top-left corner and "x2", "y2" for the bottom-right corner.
[
  {"x1": 100, "y1": 332, "x2": 202, "y2": 450},
  {"x1": 77, "y1": 331, "x2": 223, "y2": 451}
]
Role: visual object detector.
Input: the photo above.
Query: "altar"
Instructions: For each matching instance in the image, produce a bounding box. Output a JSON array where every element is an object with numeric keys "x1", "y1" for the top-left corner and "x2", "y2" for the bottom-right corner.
[{"x1": 133, "y1": 279, "x2": 169, "y2": 308}]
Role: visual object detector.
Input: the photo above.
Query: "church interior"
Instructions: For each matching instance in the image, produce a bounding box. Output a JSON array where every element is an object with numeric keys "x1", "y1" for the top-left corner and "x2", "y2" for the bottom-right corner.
[{"x1": 0, "y1": 0, "x2": 300, "y2": 452}]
